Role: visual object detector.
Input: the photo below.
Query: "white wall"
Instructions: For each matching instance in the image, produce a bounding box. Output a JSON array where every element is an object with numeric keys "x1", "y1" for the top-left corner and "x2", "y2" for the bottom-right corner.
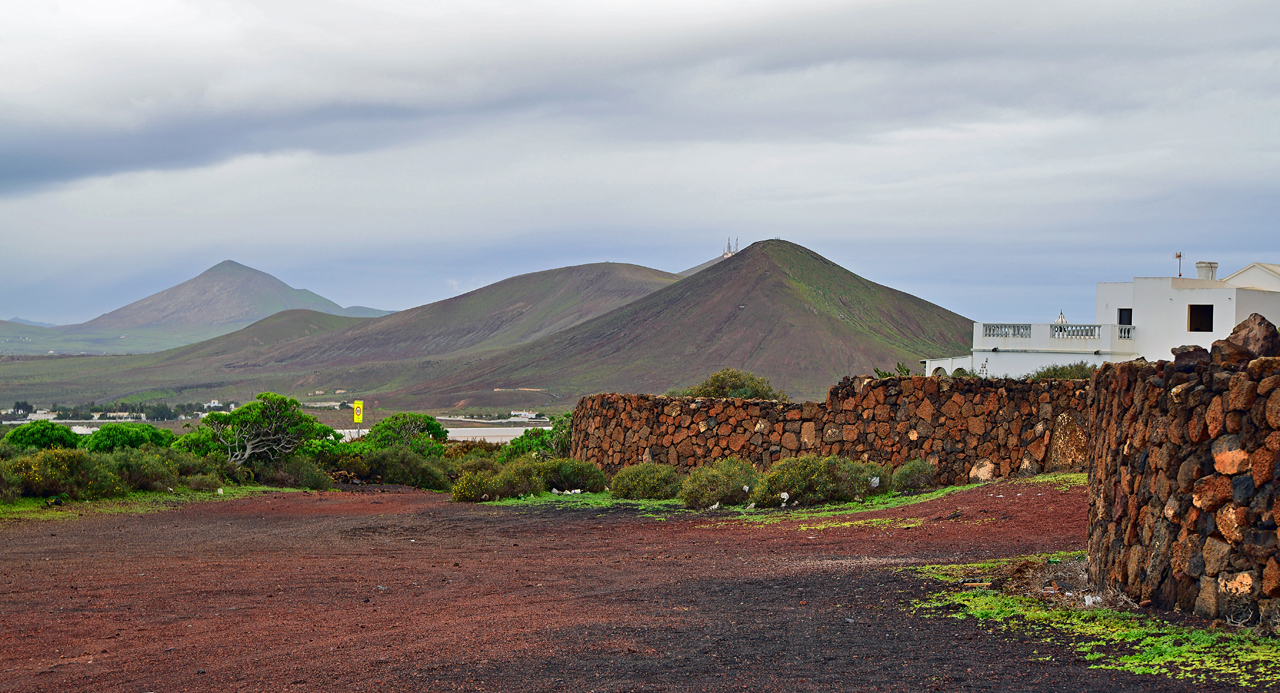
[
  {"x1": 1096, "y1": 282, "x2": 1134, "y2": 325},
  {"x1": 1235, "y1": 287, "x2": 1280, "y2": 328},
  {"x1": 1227, "y1": 265, "x2": 1280, "y2": 292},
  {"x1": 1130, "y1": 278, "x2": 1238, "y2": 359}
]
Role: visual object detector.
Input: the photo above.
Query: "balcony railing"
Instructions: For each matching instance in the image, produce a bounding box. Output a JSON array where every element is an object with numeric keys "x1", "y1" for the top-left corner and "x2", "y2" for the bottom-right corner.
[
  {"x1": 1051, "y1": 324, "x2": 1100, "y2": 339},
  {"x1": 1118, "y1": 325, "x2": 1135, "y2": 340},
  {"x1": 984, "y1": 323, "x2": 1032, "y2": 338}
]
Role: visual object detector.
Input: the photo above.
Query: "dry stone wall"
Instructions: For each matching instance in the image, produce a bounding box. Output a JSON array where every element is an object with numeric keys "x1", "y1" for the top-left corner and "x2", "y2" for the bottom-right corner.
[
  {"x1": 1086, "y1": 313, "x2": 1280, "y2": 625},
  {"x1": 571, "y1": 376, "x2": 1089, "y2": 485}
]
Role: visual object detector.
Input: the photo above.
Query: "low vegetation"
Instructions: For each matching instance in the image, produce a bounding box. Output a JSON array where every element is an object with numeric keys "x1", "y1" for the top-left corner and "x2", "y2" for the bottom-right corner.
[
  {"x1": 611, "y1": 462, "x2": 683, "y2": 500},
  {"x1": 1022, "y1": 361, "x2": 1098, "y2": 381},
  {"x1": 914, "y1": 553, "x2": 1280, "y2": 689},
  {"x1": 666, "y1": 368, "x2": 789, "y2": 402}
]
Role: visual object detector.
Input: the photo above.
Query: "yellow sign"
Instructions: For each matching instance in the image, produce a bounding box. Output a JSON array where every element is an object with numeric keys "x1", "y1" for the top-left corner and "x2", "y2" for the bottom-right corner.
[{"x1": 353, "y1": 400, "x2": 363, "y2": 424}]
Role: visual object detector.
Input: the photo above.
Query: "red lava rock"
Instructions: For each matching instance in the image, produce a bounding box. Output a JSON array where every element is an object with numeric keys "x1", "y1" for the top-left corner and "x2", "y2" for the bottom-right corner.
[
  {"x1": 1211, "y1": 435, "x2": 1250, "y2": 475},
  {"x1": 1227, "y1": 313, "x2": 1280, "y2": 359},
  {"x1": 1192, "y1": 474, "x2": 1233, "y2": 512}
]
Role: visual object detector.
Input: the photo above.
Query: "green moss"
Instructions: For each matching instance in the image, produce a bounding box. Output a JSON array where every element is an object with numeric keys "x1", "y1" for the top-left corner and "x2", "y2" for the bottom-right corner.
[
  {"x1": 486, "y1": 490, "x2": 689, "y2": 518},
  {"x1": 729, "y1": 483, "x2": 976, "y2": 527},
  {"x1": 912, "y1": 556, "x2": 1280, "y2": 688},
  {"x1": 911, "y1": 551, "x2": 1085, "y2": 583},
  {"x1": 1008, "y1": 472, "x2": 1087, "y2": 490}
]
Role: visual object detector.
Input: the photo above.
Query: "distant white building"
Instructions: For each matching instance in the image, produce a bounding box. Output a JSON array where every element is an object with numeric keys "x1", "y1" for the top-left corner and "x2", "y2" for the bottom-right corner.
[{"x1": 925, "y1": 261, "x2": 1280, "y2": 378}]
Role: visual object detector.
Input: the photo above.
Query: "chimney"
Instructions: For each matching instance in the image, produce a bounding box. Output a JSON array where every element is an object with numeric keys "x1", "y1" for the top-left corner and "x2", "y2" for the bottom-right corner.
[{"x1": 1195, "y1": 261, "x2": 1218, "y2": 281}]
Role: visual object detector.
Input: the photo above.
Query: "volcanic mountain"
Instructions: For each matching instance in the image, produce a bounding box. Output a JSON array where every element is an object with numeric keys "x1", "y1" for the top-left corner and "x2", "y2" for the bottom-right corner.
[
  {"x1": 394, "y1": 239, "x2": 973, "y2": 406},
  {"x1": 0, "y1": 261, "x2": 389, "y2": 355},
  {"x1": 225, "y1": 262, "x2": 683, "y2": 367}
]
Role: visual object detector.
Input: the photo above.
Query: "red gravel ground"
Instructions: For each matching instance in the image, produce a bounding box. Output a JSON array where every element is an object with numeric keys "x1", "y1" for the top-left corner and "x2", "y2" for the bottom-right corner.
[{"x1": 0, "y1": 480, "x2": 1241, "y2": 692}]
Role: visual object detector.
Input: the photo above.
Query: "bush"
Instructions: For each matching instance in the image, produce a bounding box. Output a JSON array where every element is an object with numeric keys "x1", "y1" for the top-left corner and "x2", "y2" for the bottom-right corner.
[
  {"x1": 109, "y1": 447, "x2": 181, "y2": 491},
  {"x1": 365, "y1": 413, "x2": 448, "y2": 449},
  {"x1": 171, "y1": 426, "x2": 222, "y2": 457},
  {"x1": 679, "y1": 457, "x2": 760, "y2": 509},
  {"x1": 361, "y1": 446, "x2": 449, "y2": 490},
  {"x1": 750, "y1": 455, "x2": 889, "y2": 508},
  {"x1": 254, "y1": 455, "x2": 332, "y2": 490},
  {"x1": 186, "y1": 473, "x2": 222, "y2": 491},
  {"x1": 1023, "y1": 361, "x2": 1098, "y2": 381},
  {"x1": 498, "y1": 414, "x2": 572, "y2": 462},
  {"x1": 443, "y1": 440, "x2": 503, "y2": 458},
  {"x1": 611, "y1": 463, "x2": 683, "y2": 500},
  {"x1": 0, "y1": 448, "x2": 125, "y2": 500},
  {"x1": 666, "y1": 368, "x2": 788, "y2": 401},
  {"x1": 450, "y1": 471, "x2": 491, "y2": 502},
  {"x1": 80, "y1": 422, "x2": 176, "y2": 452},
  {"x1": 891, "y1": 458, "x2": 935, "y2": 494},
  {"x1": 487, "y1": 459, "x2": 546, "y2": 499},
  {"x1": 534, "y1": 458, "x2": 606, "y2": 493},
  {"x1": 3, "y1": 420, "x2": 79, "y2": 450}
]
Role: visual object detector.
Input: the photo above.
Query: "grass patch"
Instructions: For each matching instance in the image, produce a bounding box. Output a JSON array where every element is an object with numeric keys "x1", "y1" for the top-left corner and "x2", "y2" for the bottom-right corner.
[
  {"x1": 1008, "y1": 472, "x2": 1087, "y2": 491},
  {"x1": 912, "y1": 554, "x2": 1280, "y2": 688},
  {"x1": 486, "y1": 491, "x2": 690, "y2": 518},
  {"x1": 0, "y1": 485, "x2": 299, "y2": 522},
  {"x1": 729, "y1": 483, "x2": 977, "y2": 527},
  {"x1": 911, "y1": 551, "x2": 1085, "y2": 583}
]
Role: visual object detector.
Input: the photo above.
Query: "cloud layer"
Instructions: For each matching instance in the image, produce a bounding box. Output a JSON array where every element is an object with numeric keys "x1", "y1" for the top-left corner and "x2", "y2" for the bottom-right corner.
[{"x1": 1, "y1": 0, "x2": 1277, "y2": 324}]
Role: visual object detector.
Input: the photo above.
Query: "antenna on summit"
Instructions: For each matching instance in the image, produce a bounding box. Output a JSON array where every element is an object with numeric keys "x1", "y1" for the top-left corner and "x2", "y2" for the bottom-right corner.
[{"x1": 1174, "y1": 252, "x2": 1183, "y2": 277}]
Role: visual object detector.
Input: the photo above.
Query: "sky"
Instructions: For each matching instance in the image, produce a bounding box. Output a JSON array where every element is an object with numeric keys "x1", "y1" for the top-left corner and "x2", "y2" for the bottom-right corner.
[{"x1": 2, "y1": 0, "x2": 1277, "y2": 326}]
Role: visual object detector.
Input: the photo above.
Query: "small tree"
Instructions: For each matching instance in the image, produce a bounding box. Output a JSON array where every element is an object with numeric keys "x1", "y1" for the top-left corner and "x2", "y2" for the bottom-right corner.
[
  {"x1": 12, "y1": 401, "x2": 34, "y2": 416},
  {"x1": 79, "y1": 422, "x2": 176, "y2": 452},
  {"x1": 666, "y1": 368, "x2": 788, "y2": 401},
  {"x1": 203, "y1": 392, "x2": 337, "y2": 467},
  {"x1": 3, "y1": 420, "x2": 80, "y2": 450},
  {"x1": 365, "y1": 412, "x2": 447, "y2": 449}
]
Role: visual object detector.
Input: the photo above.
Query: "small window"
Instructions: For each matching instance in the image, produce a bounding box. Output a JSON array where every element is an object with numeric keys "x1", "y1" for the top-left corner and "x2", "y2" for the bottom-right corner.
[
  {"x1": 1117, "y1": 308, "x2": 1132, "y2": 326},
  {"x1": 1188, "y1": 304, "x2": 1213, "y2": 332}
]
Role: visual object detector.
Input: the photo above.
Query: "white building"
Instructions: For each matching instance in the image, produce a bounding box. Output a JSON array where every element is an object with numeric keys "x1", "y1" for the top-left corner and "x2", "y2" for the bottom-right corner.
[{"x1": 925, "y1": 261, "x2": 1280, "y2": 378}]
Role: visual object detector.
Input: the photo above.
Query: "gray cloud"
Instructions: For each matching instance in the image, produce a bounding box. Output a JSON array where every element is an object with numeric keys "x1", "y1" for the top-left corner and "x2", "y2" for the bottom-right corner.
[{"x1": 0, "y1": 0, "x2": 1277, "y2": 325}]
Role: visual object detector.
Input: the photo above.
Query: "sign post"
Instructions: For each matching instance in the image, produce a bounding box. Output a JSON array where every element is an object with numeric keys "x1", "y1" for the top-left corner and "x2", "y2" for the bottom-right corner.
[{"x1": 353, "y1": 400, "x2": 363, "y2": 437}]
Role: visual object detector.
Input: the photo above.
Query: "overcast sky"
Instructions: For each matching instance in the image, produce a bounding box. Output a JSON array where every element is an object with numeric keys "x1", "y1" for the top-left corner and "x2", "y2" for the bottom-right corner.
[{"x1": 2, "y1": 0, "x2": 1277, "y2": 325}]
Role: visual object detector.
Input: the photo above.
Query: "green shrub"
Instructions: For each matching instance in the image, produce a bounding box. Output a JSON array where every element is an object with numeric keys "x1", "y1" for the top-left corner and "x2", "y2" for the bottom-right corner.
[
  {"x1": 443, "y1": 440, "x2": 503, "y2": 458},
  {"x1": 891, "y1": 458, "x2": 935, "y2": 494},
  {"x1": 666, "y1": 368, "x2": 788, "y2": 401},
  {"x1": 365, "y1": 412, "x2": 448, "y2": 449},
  {"x1": 255, "y1": 455, "x2": 332, "y2": 490},
  {"x1": 361, "y1": 446, "x2": 449, "y2": 490},
  {"x1": 488, "y1": 459, "x2": 546, "y2": 499},
  {"x1": 3, "y1": 420, "x2": 79, "y2": 450},
  {"x1": 0, "y1": 448, "x2": 124, "y2": 500},
  {"x1": 448, "y1": 454, "x2": 502, "y2": 479},
  {"x1": 172, "y1": 426, "x2": 221, "y2": 457},
  {"x1": 611, "y1": 463, "x2": 683, "y2": 500},
  {"x1": 534, "y1": 458, "x2": 606, "y2": 493},
  {"x1": 1022, "y1": 361, "x2": 1098, "y2": 381},
  {"x1": 679, "y1": 457, "x2": 759, "y2": 509},
  {"x1": 450, "y1": 471, "x2": 491, "y2": 502},
  {"x1": 109, "y1": 447, "x2": 182, "y2": 491},
  {"x1": 186, "y1": 473, "x2": 222, "y2": 491},
  {"x1": 80, "y1": 422, "x2": 176, "y2": 452},
  {"x1": 750, "y1": 455, "x2": 889, "y2": 508}
]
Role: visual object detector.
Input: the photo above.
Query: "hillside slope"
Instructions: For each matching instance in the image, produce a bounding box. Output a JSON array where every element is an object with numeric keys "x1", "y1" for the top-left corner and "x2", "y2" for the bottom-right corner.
[
  {"x1": 399, "y1": 240, "x2": 973, "y2": 406},
  {"x1": 72, "y1": 260, "x2": 385, "y2": 335},
  {"x1": 236, "y1": 262, "x2": 681, "y2": 367},
  {"x1": 0, "y1": 261, "x2": 391, "y2": 355}
]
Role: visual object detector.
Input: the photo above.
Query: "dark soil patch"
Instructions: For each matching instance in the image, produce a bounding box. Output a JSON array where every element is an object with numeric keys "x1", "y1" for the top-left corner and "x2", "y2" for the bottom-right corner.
[{"x1": 0, "y1": 481, "x2": 1249, "y2": 691}]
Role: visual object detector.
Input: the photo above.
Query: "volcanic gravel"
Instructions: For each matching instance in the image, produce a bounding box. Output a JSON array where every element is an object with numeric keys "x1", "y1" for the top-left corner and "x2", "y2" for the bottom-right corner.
[{"x1": 0, "y1": 481, "x2": 1243, "y2": 691}]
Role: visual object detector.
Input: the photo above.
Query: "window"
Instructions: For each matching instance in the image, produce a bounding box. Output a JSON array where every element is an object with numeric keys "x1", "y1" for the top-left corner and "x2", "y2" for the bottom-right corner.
[
  {"x1": 1188, "y1": 304, "x2": 1213, "y2": 332},
  {"x1": 1117, "y1": 308, "x2": 1132, "y2": 326}
]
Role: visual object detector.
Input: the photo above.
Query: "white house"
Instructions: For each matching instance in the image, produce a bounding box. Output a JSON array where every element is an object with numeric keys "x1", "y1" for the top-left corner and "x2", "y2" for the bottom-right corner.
[{"x1": 925, "y1": 261, "x2": 1280, "y2": 378}]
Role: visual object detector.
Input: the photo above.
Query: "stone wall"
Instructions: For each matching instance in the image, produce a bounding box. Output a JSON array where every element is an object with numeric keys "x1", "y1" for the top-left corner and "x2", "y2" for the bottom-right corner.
[
  {"x1": 571, "y1": 376, "x2": 1089, "y2": 485},
  {"x1": 1086, "y1": 314, "x2": 1280, "y2": 624}
]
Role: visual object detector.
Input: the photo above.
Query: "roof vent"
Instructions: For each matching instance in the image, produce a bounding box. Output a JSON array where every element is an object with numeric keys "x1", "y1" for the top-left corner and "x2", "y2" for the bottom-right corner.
[{"x1": 1196, "y1": 261, "x2": 1218, "y2": 281}]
